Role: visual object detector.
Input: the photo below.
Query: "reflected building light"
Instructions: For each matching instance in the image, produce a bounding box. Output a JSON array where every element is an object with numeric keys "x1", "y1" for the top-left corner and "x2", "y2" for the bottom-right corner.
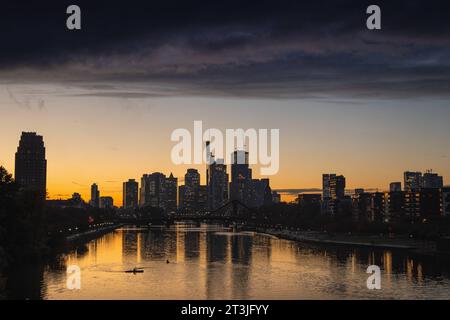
[
  {"x1": 226, "y1": 236, "x2": 232, "y2": 264},
  {"x1": 176, "y1": 224, "x2": 186, "y2": 263},
  {"x1": 406, "y1": 258, "x2": 414, "y2": 283},
  {"x1": 383, "y1": 251, "x2": 392, "y2": 289},
  {"x1": 384, "y1": 251, "x2": 392, "y2": 275},
  {"x1": 199, "y1": 227, "x2": 207, "y2": 266},
  {"x1": 417, "y1": 263, "x2": 423, "y2": 285},
  {"x1": 137, "y1": 233, "x2": 142, "y2": 264},
  {"x1": 350, "y1": 253, "x2": 356, "y2": 273},
  {"x1": 368, "y1": 252, "x2": 375, "y2": 266}
]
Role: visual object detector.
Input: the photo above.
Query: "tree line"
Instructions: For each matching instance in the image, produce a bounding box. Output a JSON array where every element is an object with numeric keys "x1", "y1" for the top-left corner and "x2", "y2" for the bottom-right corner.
[{"x1": 0, "y1": 166, "x2": 115, "y2": 276}]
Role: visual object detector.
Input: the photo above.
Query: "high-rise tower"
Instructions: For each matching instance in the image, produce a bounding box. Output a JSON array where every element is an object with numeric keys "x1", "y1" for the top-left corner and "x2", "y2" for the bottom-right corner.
[{"x1": 15, "y1": 132, "x2": 47, "y2": 197}]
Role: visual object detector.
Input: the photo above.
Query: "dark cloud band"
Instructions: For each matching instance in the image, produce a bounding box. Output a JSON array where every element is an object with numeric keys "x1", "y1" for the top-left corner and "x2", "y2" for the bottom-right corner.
[{"x1": 1, "y1": 0, "x2": 449, "y2": 99}]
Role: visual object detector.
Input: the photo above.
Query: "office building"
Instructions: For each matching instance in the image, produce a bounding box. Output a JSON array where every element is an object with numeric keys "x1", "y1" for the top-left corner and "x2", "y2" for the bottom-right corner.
[
  {"x1": 389, "y1": 182, "x2": 402, "y2": 192},
  {"x1": 166, "y1": 173, "x2": 178, "y2": 213},
  {"x1": 90, "y1": 183, "x2": 100, "y2": 208},
  {"x1": 371, "y1": 192, "x2": 385, "y2": 222},
  {"x1": 385, "y1": 191, "x2": 405, "y2": 221},
  {"x1": 99, "y1": 196, "x2": 114, "y2": 209},
  {"x1": 404, "y1": 171, "x2": 423, "y2": 191},
  {"x1": 403, "y1": 188, "x2": 442, "y2": 218},
  {"x1": 206, "y1": 141, "x2": 229, "y2": 210},
  {"x1": 197, "y1": 185, "x2": 208, "y2": 213},
  {"x1": 423, "y1": 170, "x2": 443, "y2": 189},
  {"x1": 404, "y1": 191, "x2": 421, "y2": 217},
  {"x1": 322, "y1": 174, "x2": 346, "y2": 214},
  {"x1": 352, "y1": 192, "x2": 386, "y2": 222},
  {"x1": 442, "y1": 187, "x2": 450, "y2": 216},
  {"x1": 323, "y1": 174, "x2": 346, "y2": 200},
  {"x1": 179, "y1": 169, "x2": 201, "y2": 214},
  {"x1": 123, "y1": 179, "x2": 138, "y2": 209},
  {"x1": 353, "y1": 192, "x2": 372, "y2": 221},
  {"x1": 419, "y1": 188, "x2": 441, "y2": 217},
  {"x1": 252, "y1": 178, "x2": 272, "y2": 207},
  {"x1": 185, "y1": 169, "x2": 200, "y2": 189},
  {"x1": 14, "y1": 132, "x2": 47, "y2": 197},
  {"x1": 272, "y1": 191, "x2": 281, "y2": 203},
  {"x1": 180, "y1": 184, "x2": 208, "y2": 214},
  {"x1": 178, "y1": 185, "x2": 187, "y2": 212},
  {"x1": 140, "y1": 172, "x2": 167, "y2": 209},
  {"x1": 230, "y1": 150, "x2": 253, "y2": 205},
  {"x1": 207, "y1": 159, "x2": 229, "y2": 210}
]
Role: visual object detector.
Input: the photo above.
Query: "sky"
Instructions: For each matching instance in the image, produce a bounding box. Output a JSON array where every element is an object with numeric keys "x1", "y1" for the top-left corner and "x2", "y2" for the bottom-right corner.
[{"x1": 0, "y1": 0, "x2": 449, "y2": 205}]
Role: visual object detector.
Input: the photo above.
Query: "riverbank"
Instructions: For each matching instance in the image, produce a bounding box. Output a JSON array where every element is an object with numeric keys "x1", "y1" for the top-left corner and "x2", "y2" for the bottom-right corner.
[
  {"x1": 251, "y1": 227, "x2": 450, "y2": 257},
  {"x1": 65, "y1": 223, "x2": 123, "y2": 243}
]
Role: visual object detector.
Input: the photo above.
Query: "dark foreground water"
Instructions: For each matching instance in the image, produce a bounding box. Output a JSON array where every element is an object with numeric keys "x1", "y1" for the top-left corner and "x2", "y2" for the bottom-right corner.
[{"x1": 4, "y1": 223, "x2": 450, "y2": 299}]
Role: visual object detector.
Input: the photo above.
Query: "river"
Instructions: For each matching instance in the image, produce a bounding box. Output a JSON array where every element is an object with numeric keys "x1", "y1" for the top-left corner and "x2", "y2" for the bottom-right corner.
[{"x1": 4, "y1": 223, "x2": 450, "y2": 299}]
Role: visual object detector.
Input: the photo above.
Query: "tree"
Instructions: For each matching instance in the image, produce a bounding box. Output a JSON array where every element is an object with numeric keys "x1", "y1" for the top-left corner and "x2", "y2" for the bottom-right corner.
[
  {"x1": 0, "y1": 166, "x2": 48, "y2": 270},
  {"x1": 0, "y1": 166, "x2": 16, "y2": 271}
]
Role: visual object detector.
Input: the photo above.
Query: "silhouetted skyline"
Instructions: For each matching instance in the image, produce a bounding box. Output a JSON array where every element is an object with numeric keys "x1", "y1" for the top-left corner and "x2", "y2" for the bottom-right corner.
[
  {"x1": 1, "y1": 1, "x2": 450, "y2": 205},
  {"x1": 1, "y1": 131, "x2": 448, "y2": 206}
]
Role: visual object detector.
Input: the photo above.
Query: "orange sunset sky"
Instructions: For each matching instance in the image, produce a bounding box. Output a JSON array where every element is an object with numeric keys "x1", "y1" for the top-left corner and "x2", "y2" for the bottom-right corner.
[{"x1": 1, "y1": 86, "x2": 449, "y2": 206}]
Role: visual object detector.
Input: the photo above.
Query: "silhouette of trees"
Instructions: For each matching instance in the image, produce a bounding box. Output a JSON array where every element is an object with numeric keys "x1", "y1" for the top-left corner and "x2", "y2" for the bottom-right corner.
[
  {"x1": 45, "y1": 206, "x2": 114, "y2": 236},
  {"x1": 0, "y1": 166, "x2": 48, "y2": 272},
  {"x1": 1, "y1": 165, "x2": 118, "y2": 271},
  {"x1": 0, "y1": 166, "x2": 17, "y2": 271}
]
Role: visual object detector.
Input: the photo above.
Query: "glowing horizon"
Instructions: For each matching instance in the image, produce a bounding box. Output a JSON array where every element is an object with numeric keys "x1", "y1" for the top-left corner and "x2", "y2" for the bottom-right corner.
[{"x1": 1, "y1": 93, "x2": 449, "y2": 207}]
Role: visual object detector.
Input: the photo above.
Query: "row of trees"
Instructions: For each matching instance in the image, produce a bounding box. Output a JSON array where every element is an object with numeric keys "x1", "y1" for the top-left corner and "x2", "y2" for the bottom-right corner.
[
  {"x1": 0, "y1": 166, "x2": 48, "y2": 273},
  {"x1": 0, "y1": 166, "x2": 116, "y2": 275}
]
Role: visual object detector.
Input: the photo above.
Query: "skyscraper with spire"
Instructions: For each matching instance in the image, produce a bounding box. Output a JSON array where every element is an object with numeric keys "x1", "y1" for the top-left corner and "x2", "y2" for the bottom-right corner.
[
  {"x1": 206, "y1": 141, "x2": 229, "y2": 210},
  {"x1": 230, "y1": 150, "x2": 253, "y2": 205},
  {"x1": 166, "y1": 173, "x2": 178, "y2": 213}
]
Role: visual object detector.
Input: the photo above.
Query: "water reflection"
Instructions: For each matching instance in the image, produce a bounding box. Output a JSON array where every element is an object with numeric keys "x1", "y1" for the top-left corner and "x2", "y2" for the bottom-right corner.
[{"x1": 5, "y1": 223, "x2": 450, "y2": 299}]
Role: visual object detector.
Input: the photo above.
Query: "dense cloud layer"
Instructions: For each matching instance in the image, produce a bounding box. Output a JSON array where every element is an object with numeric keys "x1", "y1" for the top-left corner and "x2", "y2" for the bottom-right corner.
[{"x1": 1, "y1": 0, "x2": 450, "y2": 99}]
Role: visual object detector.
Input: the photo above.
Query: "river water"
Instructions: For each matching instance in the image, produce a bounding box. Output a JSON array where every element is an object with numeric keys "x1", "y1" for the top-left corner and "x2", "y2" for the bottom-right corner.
[{"x1": 5, "y1": 223, "x2": 450, "y2": 299}]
